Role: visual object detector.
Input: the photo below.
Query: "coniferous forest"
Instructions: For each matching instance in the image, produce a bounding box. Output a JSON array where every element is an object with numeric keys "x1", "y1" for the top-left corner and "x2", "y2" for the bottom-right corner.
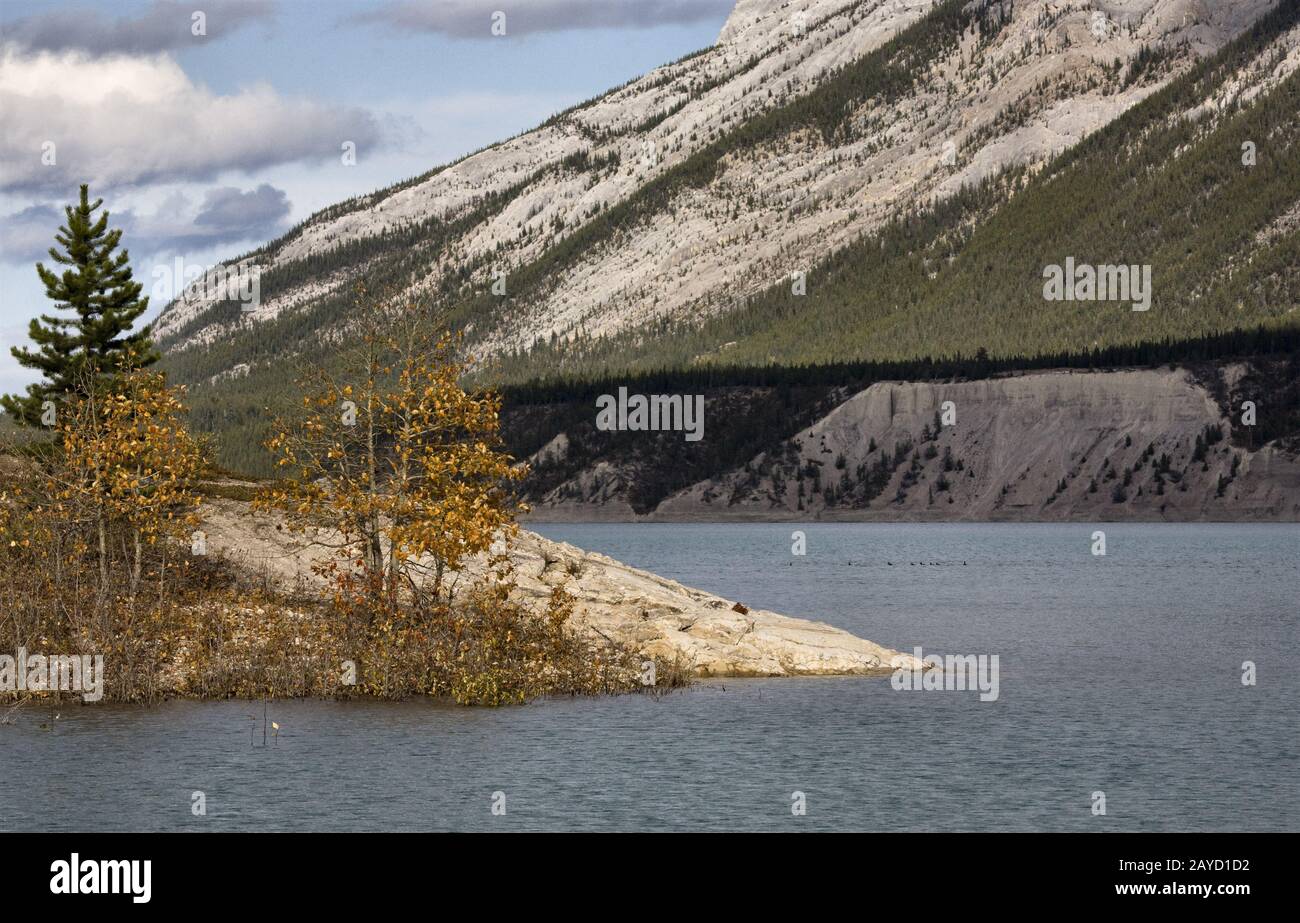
[{"x1": 155, "y1": 0, "x2": 1300, "y2": 478}]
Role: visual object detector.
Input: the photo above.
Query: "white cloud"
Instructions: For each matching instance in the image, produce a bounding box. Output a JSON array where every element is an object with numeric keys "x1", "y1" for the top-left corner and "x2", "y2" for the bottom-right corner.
[{"x1": 0, "y1": 46, "x2": 382, "y2": 194}]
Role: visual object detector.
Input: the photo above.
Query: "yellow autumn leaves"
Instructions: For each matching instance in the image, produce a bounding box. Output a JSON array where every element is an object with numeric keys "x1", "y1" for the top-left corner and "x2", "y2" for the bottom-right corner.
[
  {"x1": 251, "y1": 295, "x2": 637, "y2": 704},
  {"x1": 0, "y1": 362, "x2": 204, "y2": 700},
  {"x1": 1, "y1": 295, "x2": 649, "y2": 706}
]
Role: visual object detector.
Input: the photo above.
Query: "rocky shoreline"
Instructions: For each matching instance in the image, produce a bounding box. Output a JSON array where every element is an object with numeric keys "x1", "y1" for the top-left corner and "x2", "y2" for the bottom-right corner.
[{"x1": 200, "y1": 498, "x2": 919, "y2": 678}]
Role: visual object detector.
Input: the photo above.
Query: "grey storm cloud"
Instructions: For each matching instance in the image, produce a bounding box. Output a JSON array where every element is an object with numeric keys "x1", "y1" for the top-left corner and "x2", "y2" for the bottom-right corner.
[
  {"x1": 0, "y1": 203, "x2": 63, "y2": 264},
  {"x1": 2, "y1": 0, "x2": 275, "y2": 55},
  {"x1": 353, "y1": 0, "x2": 734, "y2": 38},
  {"x1": 0, "y1": 184, "x2": 292, "y2": 266},
  {"x1": 192, "y1": 184, "x2": 291, "y2": 239}
]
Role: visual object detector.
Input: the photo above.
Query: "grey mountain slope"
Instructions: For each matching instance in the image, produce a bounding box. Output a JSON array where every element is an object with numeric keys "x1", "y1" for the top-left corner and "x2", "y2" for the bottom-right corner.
[{"x1": 154, "y1": 0, "x2": 1286, "y2": 378}]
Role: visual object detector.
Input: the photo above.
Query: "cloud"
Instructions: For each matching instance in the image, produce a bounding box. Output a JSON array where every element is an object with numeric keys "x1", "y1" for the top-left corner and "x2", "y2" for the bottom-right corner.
[
  {"x1": 353, "y1": 0, "x2": 734, "y2": 39},
  {"x1": 0, "y1": 204, "x2": 63, "y2": 265},
  {"x1": 192, "y1": 184, "x2": 291, "y2": 240},
  {"x1": 0, "y1": 184, "x2": 293, "y2": 265},
  {"x1": 2, "y1": 0, "x2": 275, "y2": 56},
  {"x1": 0, "y1": 47, "x2": 382, "y2": 195}
]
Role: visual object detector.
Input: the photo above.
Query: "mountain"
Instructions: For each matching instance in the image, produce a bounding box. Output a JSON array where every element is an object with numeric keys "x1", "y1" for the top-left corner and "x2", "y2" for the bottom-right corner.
[{"x1": 152, "y1": 0, "x2": 1300, "y2": 482}]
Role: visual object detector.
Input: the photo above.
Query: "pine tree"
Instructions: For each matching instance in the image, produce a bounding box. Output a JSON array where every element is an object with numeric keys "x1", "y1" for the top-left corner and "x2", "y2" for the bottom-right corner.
[{"x1": 1, "y1": 185, "x2": 156, "y2": 425}]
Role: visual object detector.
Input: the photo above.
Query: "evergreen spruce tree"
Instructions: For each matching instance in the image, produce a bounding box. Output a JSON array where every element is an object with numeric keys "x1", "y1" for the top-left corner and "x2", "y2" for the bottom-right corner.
[{"x1": 1, "y1": 184, "x2": 157, "y2": 425}]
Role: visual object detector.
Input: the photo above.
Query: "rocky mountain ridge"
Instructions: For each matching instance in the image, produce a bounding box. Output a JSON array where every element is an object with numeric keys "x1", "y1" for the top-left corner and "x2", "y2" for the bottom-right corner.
[{"x1": 155, "y1": 0, "x2": 1290, "y2": 375}]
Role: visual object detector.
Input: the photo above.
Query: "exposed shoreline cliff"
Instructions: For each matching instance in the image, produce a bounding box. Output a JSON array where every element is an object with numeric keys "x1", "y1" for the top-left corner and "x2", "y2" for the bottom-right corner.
[{"x1": 518, "y1": 366, "x2": 1300, "y2": 523}]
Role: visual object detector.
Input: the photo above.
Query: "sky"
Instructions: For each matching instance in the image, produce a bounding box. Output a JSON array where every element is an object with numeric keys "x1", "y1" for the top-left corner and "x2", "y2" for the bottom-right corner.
[{"x1": 0, "y1": 0, "x2": 734, "y2": 397}]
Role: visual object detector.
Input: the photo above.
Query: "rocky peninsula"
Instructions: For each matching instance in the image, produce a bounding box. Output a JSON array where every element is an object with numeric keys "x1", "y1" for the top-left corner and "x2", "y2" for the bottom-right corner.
[{"x1": 200, "y1": 497, "x2": 917, "y2": 678}]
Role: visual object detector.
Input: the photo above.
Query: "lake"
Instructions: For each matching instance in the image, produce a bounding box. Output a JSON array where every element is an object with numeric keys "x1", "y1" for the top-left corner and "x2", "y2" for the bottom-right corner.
[{"x1": 2, "y1": 523, "x2": 1296, "y2": 831}]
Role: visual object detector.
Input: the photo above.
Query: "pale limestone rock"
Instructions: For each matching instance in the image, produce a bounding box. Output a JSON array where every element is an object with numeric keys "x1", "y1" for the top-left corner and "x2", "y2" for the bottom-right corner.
[
  {"x1": 156, "y1": 1, "x2": 1290, "y2": 380},
  {"x1": 498, "y1": 529, "x2": 919, "y2": 676},
  {"x1": 198, "y1": 498, "x2": 918, "y2": 677}
]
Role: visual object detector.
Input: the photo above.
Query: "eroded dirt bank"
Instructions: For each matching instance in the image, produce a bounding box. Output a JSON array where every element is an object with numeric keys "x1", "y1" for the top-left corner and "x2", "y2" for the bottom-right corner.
[{"x1": 521, "y1": 367, "x2": 1300, "y2": 522}]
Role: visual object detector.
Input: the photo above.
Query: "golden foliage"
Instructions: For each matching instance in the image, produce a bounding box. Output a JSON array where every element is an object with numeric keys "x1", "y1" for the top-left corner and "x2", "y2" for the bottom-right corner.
[
  {"x1": 255, "y1": 296, "x2": 523, "y2": 609},
  {"x1": 251, "y1": 290, "x2": 638, "y2": 705},
  {"x1": 0, "y1": 366, "x2": 206, "y2": 700},
  {"x1": 1, "y1": 302, "x2": 657, "y2": 706}
]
